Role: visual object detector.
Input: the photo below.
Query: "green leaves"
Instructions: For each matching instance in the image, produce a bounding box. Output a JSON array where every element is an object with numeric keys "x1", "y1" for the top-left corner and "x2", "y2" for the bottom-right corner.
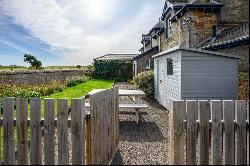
[
  {"x1": 133, "y1": 70, "x2": 154, "y2": 98},
  {"x1": 24, "y1": 54, "x2": 43, "y2": 69},
  {"x1": 93, "y1": 60, "x2": 132, "y2": 81}
]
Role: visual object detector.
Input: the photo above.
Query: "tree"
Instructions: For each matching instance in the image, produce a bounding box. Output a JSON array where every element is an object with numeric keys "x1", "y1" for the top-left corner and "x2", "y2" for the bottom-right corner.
[{"x1": 24, "y1": 54, "x2": 42, "y2": 69}]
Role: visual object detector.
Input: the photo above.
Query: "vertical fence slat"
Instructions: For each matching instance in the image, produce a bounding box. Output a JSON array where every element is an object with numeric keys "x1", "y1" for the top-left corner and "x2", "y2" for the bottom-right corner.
[
  {"x1": 186, "y1": 100, "x2": 197, "y2": 165},
  {"x1": 57, "y1": 99, "x2": 69, "y2": 165},
  {"x1": 81, "y1": 97, "x2": 86, "y2": 165},
  {"x1": 90, "y1": 94, "x2": 96, "y2": 165},
  {"x1": 44, "y1": 99, "x2": 55, "y2": 165},
  {"x1": 223, "y1": 100, "x2": 235, "y2": 165},
  {"x1": 211, "y1": 100, "x2": 223, "y2": 165},
  {"x1": 114, "y1": 86, "x2": 119, "y2": 151},
  {"x1": 103, "y1": 90, "x2": 107, "y2": 164},
  {"x1": 235, "y1": 100, "x2": 247, "y2": 165},
  {"x1": 0, "y1": 99, "x2": 2, "y2": 165},
  {"x1": 100, "y1": 91, "x2": 105, "y2": 164},
  {"x1": 3, "y1": 97, "x2": 15, "y2": 165},
  {"x1": 247, "y1": 101, "x2": 249, "y2": 166},
  {"x1": 30, "y1": 98, "x2": 42, "y2": 165},
  {"x1": 198, "y1": 100, "x2": 210, "y2": 165},
  {"x1": 169, "y1": 100, "x2": 185, "y2": 165},
  {"x1": 109, "y1": 89, "x2": 113, "y2": 162},
  {"x1": 16, "y1": 98, "x2": 28, "y2": 165},
  {"x1": 71, "y1": 98, "x2": 84, "y2": 165}
]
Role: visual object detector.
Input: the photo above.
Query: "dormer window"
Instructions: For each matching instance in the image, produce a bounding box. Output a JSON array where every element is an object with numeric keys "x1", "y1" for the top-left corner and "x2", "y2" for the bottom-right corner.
[
  {"x1": 166, "y1": 15, "x2": 172, "y2": 38},
  {"x1": 145, "y1": 58, "x2": 151, "y2": 69}
]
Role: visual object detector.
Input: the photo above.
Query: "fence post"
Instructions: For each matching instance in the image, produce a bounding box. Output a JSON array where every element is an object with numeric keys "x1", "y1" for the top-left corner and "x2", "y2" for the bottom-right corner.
[
  {"x1": 211, "y1": 100, "x2": 223, "y2": 165},
  {"x1": 247, "y1": 101, "x2": 249, "y2": 166},
  {"x1": 71, "y1": 98, "x2": 84, "y2": 165},
  {"x1": 198, "y1": 100, "x2": 210, "y2": 165},
  {"x1": 30, "y1": 98, "x2": 42, "y2": 165},
  {"x1": 169, "y1": 100, "x2": 185, "y2": 165},
  {"x1": 16, "y1": 98, "x2": 28, "y2": 165},
  {"x1": 57, "y1": 99, "x2": 69, "y2": 165},
  {"x1": 235, "y1": 100, "x2": 247, "y2": 165},
  {"x1": 0, "y1": 99, "x2": 1, "y2": 165},
  {"x1": 3, "y1": 97, "x2": 15, "y2": 165},
  {"x1": 44, "y1": 98, "x2": 55, "y2": 165},
  {"x1": 186, "y1": 100, "x2": 198, "y2": 165},
  {"x1": 223, "y1": 100, "x2": 235, "y2": 165}
]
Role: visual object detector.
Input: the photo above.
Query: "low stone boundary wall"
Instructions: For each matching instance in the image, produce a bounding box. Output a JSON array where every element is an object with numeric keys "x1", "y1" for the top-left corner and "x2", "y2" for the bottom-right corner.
[{"x1": 0, "y1": 69, "x2": 93, "y2": 85}]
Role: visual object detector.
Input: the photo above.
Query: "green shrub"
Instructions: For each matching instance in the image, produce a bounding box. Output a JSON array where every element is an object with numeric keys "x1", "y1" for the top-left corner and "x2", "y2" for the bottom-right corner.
[
  {"x1": 66, "y1": 75, "x2": 90, "y2": 87},
  {"x1": 93, "y1": 60, "x2": 133, "y2": 81},
  {"x1": 133, "y1": 70, "x2": 154, "y2": 98},
  {"x1": 66, "y1": 80, "x2": 78, "y2": 87}
]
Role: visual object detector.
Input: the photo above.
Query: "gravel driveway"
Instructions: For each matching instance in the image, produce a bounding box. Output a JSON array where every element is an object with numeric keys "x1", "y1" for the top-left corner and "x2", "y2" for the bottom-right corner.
[{"x1": 111, "y1": 83, "x2": 169, "y2": 165}]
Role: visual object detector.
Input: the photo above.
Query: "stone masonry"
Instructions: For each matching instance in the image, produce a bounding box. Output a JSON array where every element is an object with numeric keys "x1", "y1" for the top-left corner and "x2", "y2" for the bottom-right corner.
[
  {"x1": 160, "y1": 9, "x2": 218, "y2": 52},
  {"x1": 0, "y1": 69, "x2": 92, "y2": 85}
]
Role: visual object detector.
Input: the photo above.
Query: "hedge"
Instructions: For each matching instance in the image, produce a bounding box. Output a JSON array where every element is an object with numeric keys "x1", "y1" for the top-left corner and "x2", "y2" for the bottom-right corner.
[{"x1": 93, "y1": 60, "x2": 133, "y2": 82}]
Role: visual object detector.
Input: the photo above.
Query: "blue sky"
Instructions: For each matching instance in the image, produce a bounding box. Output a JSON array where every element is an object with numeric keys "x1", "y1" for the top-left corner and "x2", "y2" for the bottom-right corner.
[{"x1": 0, "y1": 0, "x2": 165, "y2": 66}]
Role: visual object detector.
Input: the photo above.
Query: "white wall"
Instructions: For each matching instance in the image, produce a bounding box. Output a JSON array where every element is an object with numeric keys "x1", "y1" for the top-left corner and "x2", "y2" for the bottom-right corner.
[
  {"x1": 154, "y1": 48, "x2": 238, "y2": 110},
  {"x1": 154, "y1": 50, "x2": 182, "y2": 109}
]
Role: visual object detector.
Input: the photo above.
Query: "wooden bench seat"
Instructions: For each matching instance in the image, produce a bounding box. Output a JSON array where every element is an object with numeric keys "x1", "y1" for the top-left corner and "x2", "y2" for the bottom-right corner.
[
  {"x1": 84, "y1": 103, "x2": 148, "y2": 124},
  {"x1": 84, "y1": 103, "x2": 148, "y2": 109},
  {"x1": 119, "y1": 103, "x2": 148, "y2": 109}
]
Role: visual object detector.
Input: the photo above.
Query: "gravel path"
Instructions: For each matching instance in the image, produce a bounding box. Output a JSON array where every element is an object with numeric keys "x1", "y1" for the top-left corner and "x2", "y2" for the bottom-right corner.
[{"x1": 111, "y1": 83, "x2": 169, "y2": 165}]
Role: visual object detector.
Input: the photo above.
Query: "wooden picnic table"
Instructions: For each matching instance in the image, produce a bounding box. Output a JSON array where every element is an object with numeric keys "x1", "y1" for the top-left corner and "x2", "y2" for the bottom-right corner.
[{"x1": 87, "y1": 89, "x2": 147, "y2": 124}]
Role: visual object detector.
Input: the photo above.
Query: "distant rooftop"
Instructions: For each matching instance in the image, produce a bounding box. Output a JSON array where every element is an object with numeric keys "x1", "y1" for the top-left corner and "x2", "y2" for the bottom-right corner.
[{"x1": 94, "y1": 54, "x2": 138, "y2": 61}]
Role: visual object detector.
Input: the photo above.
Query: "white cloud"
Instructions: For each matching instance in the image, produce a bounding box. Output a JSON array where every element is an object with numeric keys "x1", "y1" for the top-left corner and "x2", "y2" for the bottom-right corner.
[{"x1": 0, "y1": 0, "x2": 165, "y2": 65}]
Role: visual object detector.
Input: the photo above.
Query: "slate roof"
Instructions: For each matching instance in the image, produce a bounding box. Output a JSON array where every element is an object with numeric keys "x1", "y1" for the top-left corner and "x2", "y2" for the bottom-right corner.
[
  {"x1": 197, "y1": 22, "x2": 249, "y2": 50},
  {"x1": 170, "y1": 1, "x2": 223, "y2": 22},
  {"x1": 94, "y1": 54, "x2": 138, "y2": 61},
  {"x1": 152, "y1": 46, "x2": 239, "y2": 59},
  {"x1": 141, "y1": 21, "x2": 164, "y2": 46},
  {"x1": 134, "y1": 46, "x2": 159, "y2": 60}
]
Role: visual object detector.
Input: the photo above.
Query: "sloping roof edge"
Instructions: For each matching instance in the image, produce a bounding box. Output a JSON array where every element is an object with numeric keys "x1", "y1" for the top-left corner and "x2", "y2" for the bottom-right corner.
[
  {"x1": 152, "y1": 46, "x2": 239, "y2": 59},
  {"x1": 170, "y1": 2, "x2": 223, "y2": 22},
  {"x1": 94, "y1": 54, "x2": 138, "y2": 61},
  {"x1": 134, "y1": 46, "x2": 159, "y2": 60}
]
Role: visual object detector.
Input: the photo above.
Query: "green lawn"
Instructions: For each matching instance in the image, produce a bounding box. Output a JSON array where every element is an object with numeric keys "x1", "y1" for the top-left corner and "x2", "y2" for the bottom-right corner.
[
  {"x1": 44, "y1": 79, "x2": 114, "y2": 99},
  {"x1": 38, "y1": 79, "x2": 114, "y2": 117}
]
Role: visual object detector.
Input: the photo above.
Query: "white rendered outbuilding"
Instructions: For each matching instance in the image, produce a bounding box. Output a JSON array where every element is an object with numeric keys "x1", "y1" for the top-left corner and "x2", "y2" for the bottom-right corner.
[{"x1": 153, "y1": 47, "x2": 239, "y2": 109}]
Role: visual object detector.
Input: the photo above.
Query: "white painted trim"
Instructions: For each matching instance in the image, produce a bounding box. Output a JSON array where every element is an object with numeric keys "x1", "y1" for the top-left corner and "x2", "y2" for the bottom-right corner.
[
  {"x1": 152, "y1": 46, "x2": 239, "y2": 59},
  {"x1": 145, "y1": 58, "x2": 151, "y2": 69}
]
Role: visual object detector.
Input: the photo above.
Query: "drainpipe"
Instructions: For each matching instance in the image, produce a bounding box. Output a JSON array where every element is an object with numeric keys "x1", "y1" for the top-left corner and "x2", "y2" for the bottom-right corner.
[
  {"x1": 158, "y1": 36, "x2": 161, "y2": 52},
  {"x1": 178, "y1": 18, "x2": 181, "y2": 47}
]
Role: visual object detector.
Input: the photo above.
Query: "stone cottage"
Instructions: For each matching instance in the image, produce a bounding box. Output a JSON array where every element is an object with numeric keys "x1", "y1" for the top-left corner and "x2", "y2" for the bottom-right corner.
[
  {"x1": 133, "y1": 21, "x2": 164, "y2": 76},
  {"x1": 135, "y1": 0, "x2": 249, "y2": 75}
]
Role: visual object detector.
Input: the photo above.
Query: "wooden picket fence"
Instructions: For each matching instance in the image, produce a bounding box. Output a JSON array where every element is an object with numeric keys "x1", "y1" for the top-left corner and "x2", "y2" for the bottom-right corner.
[
  {"x1": 169, "y1": 100, "x2": 249, "y2": 165},
  {"x1": 0, "y1": 87, "x2": 119, "y2": 165}
]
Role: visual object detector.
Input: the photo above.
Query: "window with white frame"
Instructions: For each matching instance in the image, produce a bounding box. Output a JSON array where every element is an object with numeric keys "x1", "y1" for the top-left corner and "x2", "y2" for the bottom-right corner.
[
  {"x1": 166, "y1": 15, "x2": 172, "y2": 38},
  {"x1": 168, "y1": 18, "x2": 172, "y2": 37},
  {"x1": 145, "y1": 58, "x2": 151, "y2": 69}
]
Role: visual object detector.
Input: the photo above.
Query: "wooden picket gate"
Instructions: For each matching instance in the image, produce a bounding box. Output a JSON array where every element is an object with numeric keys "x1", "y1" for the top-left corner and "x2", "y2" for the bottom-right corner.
[
  {"x1": 169, "y1": 100, "x2": 249, "y2": 165},
  {"x1": 0, "y1": 87, "x2": 119, "y2": 165}
]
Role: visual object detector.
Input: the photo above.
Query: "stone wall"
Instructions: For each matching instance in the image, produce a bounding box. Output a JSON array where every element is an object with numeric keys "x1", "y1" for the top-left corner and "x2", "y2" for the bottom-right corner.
[
  {"x1": 217, "y1": 0, "x2": 249, "y2": 23},
  {"x1": 136, "y1": 47, "x2": 158, "y2": 74},
  {"x1": 160, "y1": 9, "x2": 218, "y2": 52},
  {"x1": 0, "y1": 69, "x2": 92, "y2": 85},
  {"x1": 215, "y1": 45, "x2": 249, "y2": 72}
]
